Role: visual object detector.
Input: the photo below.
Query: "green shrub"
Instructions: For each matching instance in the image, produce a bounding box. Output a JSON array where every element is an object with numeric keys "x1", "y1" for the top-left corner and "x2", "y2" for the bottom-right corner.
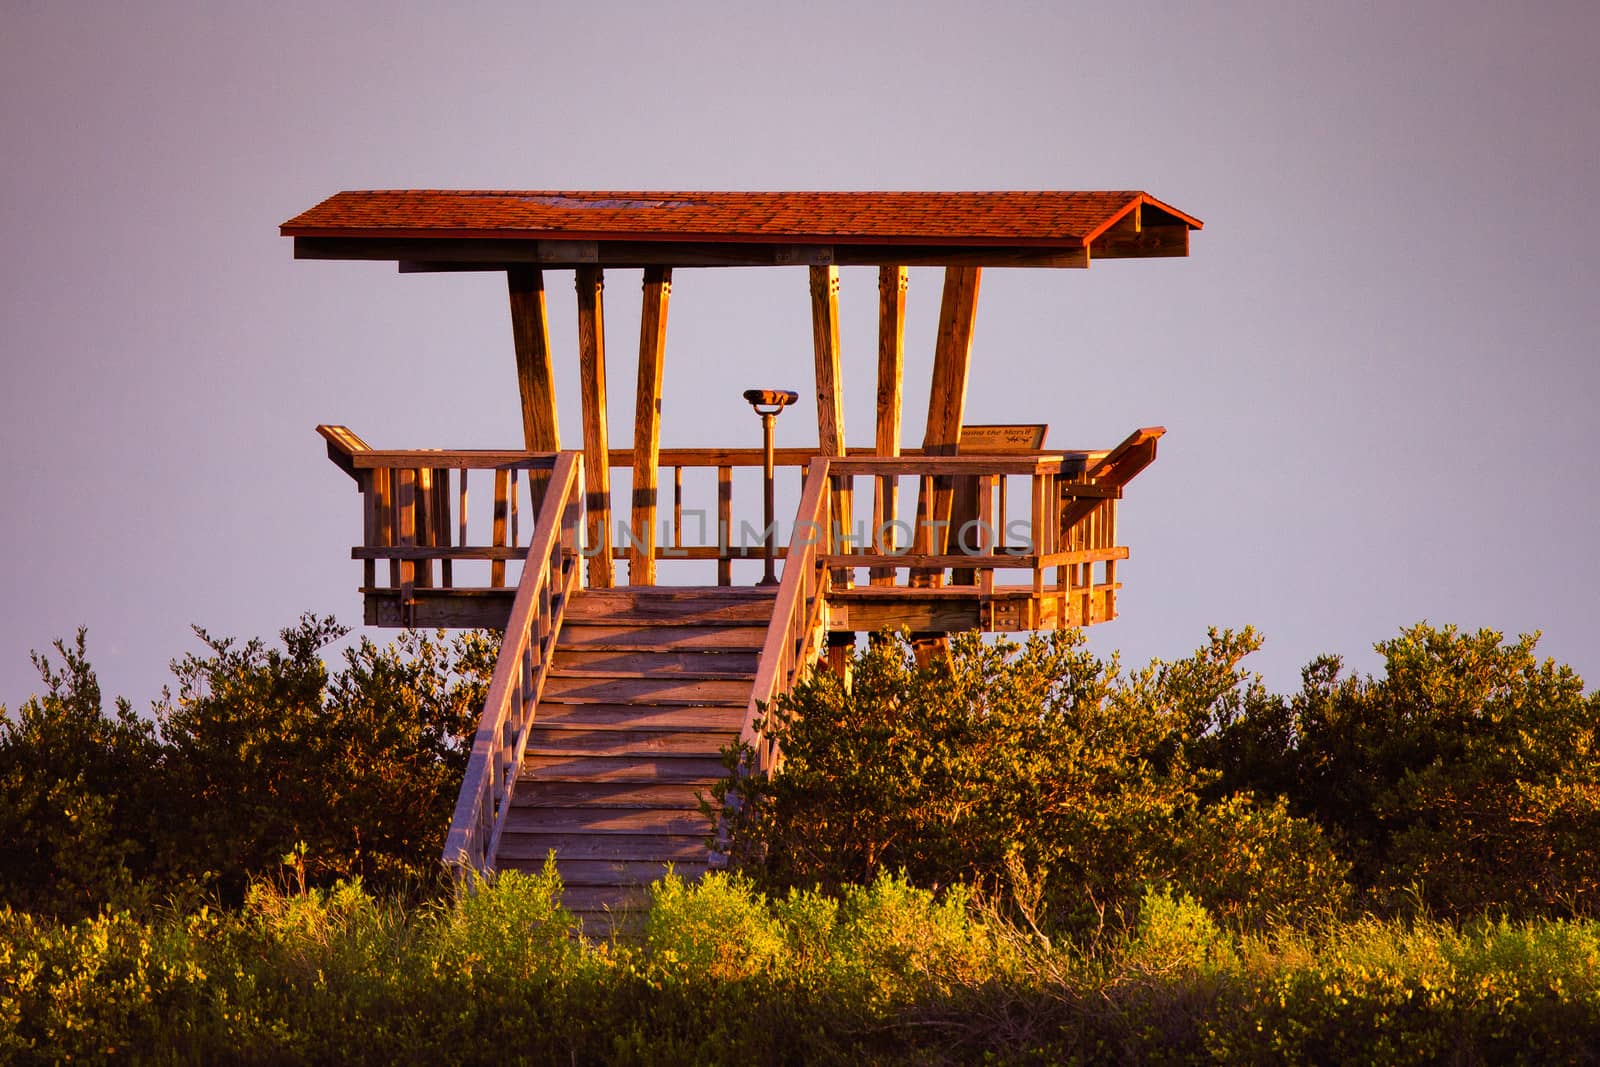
[
  {"x1": 717, "y1": 629, "x2": 1348, "y2": 937},
  {"x1": 157, "y1": 616, "x2": 494, "y2": 898},
  {"x1": 644, "y1": 871, "x2": 785, "y2": 983},
  {"x1": 0, "y1": 618, "x2": 494, "y2": 917},
  {"x1": 0, "y1": 632, "x2": 166, "y2": 919},
  {"x1": 1206, "y1": 623, "x2": 1600, "y2": 917}
]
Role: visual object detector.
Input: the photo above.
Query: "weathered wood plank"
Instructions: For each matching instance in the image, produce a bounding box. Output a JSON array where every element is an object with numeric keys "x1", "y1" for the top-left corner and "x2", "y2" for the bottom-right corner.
[
  {"x1": 541, "y1": 675, "x2": 754, "y2": 705},
  {"x1": 503, "y1": 808, "x2": 714, "y2": 836},
  {"x1": 512, "y1": 780, "x2": 711, "y2": 809},
  {"x1": 526, "y1": 726, "x2": 738, "y2": 757},
  {"x1": 354, "y1": 545, "x2": 529, "y2": 562},
  {"x1": 563, "y1": 589, "x2": 776, "y2": 624},
  {"x1": 543, "y1": 858, "x2": 708, "y2": 885},
  {"x1": 631, "y1": 266, "x2": 671, "y2": 585},
  {"x1": 364, "y1": 589, "x2": 514, "y2": 628},
  {"x1": 576, "y1": 265, "x2": 613, "y2": 587},
  {"x1": 522, "y1": 753, "x2": 724, "y2": 782},
  {"x1": 551, "y1": 648, "x2": 759, "y2": 674},
  {"x1": 529, "y1": 702, "x2": 746, "y2": 731},
  {"x1": 352, "y1": 450, "x2": 559, "y2": 469},
  {"x1": 1089, "y1": 223, "x2": 1188, "y2": 260},
  {"x1": 496, "y1": 833, "x2": 709, "y2": 862},
  {"x1": 559, "y1": 884, "x2": 653, "y2": 911},
  {"x1": 298, "y1": 235, "x2": 1096, "y2": 269},
  {"x1": 557, "y1": 622, "x2": 768, "y2": 650}
]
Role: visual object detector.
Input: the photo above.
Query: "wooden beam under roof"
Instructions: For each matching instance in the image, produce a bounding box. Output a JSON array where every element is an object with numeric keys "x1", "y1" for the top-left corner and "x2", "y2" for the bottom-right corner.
[
  {"x1": 576, "y1": 265, "x2": 613, "y2": 588},
  {"x1": 1088, "y1": 224, "x2": 1189, "y2": 261},
  {"x1": 306, "y1": 237, "x2": 1092, "y2": 270},
  {"x1": 630, "y1": 266, "x2": 671, "y2": 585}
]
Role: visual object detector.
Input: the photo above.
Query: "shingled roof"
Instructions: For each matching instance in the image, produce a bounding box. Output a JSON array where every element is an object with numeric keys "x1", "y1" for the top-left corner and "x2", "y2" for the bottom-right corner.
[{"x1": 283, "y1": 190, "x2": 1201, "y2": 269}]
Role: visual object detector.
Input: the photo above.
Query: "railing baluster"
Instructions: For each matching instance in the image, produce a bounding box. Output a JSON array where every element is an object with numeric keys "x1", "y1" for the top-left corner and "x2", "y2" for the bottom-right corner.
[
  {"x1": 673, "y1": 465, "x2": 683, "y2": 553},
  {"x1": 717, "y1": 465, "x2": 732, "y2": 586},
  {"x1": 491, "y1": 470, "x2": 509, "y2": 588},
  {"x1": 510, "y1": 468, "x2": 520, "y2": 548},
  {"x1": 361, "y1": 473, "x2": 378, "y2": 591}
]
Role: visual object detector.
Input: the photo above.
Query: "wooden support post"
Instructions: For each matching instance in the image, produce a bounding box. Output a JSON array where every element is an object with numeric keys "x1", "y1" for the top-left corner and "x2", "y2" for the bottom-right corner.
[
  {"x1": 810, "y1": 265, "x2": 851, "y2": 582},
  {"x1": 872, "y1": 265, "x2": 907, "y2": 586},
  {"x1": 576, "y1": 265, "x2": 613, "y2": 588},
  {"x1": 508, "y1": 268, "x2": 560, "y2": 451},
  {"x1": 509, "y1": 267, "x2": 559, "y2": 520},
  {"x1": 825, "y1": 631, "x2": 856, "y2": 686},
  {"x1": 631, "y1": 266, "x2": 671, "y2": 585},
  {"x1": 912, "y1": 266, "x2": 982, "y2": 588}
]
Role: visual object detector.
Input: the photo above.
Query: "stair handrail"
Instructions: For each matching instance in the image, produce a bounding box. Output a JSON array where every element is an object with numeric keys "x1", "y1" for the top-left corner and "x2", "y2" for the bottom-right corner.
[
  {"x1": 442, "y1": 450, "x2": 584, "y2": 877},
  {"x1": 741, "y1": 456, "x2": 833, "y2": 774}
]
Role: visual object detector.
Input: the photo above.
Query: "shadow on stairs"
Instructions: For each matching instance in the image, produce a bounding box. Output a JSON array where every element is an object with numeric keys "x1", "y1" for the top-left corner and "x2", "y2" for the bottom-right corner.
[{"x1": 490, "y1": 585, "x2": 775, "y2": 938}]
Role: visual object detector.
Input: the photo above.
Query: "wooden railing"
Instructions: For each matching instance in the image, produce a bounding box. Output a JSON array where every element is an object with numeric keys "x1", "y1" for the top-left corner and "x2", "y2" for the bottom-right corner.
[
  {"x1": 320, "y1": 425, "x2": 1157, "y2": 630},
  {"x1": 603, "y1": 447, "x2": 811, "y2": 585},
  {"x1": 819, "y1": 453, "x2": 1130, "y2": 627},
  {"x1": 318, "y1": 426, "x2": 562, "y2": 617},
  {"x1": 441, "y1": 450, "x2": 584, "y2": 876},
  {"x1": 740, "y1": 457, "x2": 833, "y2": 774}
]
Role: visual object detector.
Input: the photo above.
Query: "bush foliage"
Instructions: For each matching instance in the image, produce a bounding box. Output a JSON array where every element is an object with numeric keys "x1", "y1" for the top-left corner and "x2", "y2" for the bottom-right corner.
[
  {"x1": 4, "y1": 873, "x2": 1600, "y2": 1064},
  {"x1": 716, "y1": 624, "x2": 1600, "y2": 930},
  {"x1": 0, "y1": 617, "x2": 494, "y2": 918},
  {"x1": 715, "y1": 629, "x2": 1349, "y2": 934}
]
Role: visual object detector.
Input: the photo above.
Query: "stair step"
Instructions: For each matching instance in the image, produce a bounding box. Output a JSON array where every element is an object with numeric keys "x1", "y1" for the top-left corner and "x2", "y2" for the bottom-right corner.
[
  {"x1": 497, "y1": 832, "x2": 709, "y2": 863},
  {"x1": 513, "y1": 780, "x2": 711, "y2": 809},
  {"x1": 533, "y1": 702, "x2": 745, "y2": 730},
  {"x1": 542, "y1": 675, "x2": 753, "y2": 705},
  {"x1": 503, "y1": 806, "x2": 714, "y2": 835},
  {"x1": 565, "y1": 590, "x2": 775, "y2": 625},
  {"x1": 547, "y1": 666, "x2": 754, "y2": 682},
  {"x1": 531, "y1": 715, "x2": 738, "y2": 734},
  {"x1": 485, "y1": 586, "x2": 765, "y2": 888},
  {"x1": 527, "y1": 727, "x2": 736, "y2": 757},
  {"x1": 559, "y1": 623, "x2": 768, "y2": 650},
  {"x1": 561, "y1": 884, "x2": 654, "y2": 913},
  {"x1": 550, "y1": 649, "x2": 759, "y2": 675},
  {"x1": 549, "y1": 858, "x2": 709, "y2": 886},
  {"x1": 524, "y1": 753, "x2": 724, "y2": 782}
]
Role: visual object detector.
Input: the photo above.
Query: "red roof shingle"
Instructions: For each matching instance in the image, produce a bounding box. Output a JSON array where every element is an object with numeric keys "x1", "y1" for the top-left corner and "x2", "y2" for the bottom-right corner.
[{"x1": 281, "y1": 190, "x2": 1202, "y2": 247}]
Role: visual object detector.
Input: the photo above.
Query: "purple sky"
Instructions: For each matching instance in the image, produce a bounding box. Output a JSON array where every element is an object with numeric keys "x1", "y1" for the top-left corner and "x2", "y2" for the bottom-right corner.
[{"x1": 3, "y1": 1, "x2": 1598, "y2": 712}]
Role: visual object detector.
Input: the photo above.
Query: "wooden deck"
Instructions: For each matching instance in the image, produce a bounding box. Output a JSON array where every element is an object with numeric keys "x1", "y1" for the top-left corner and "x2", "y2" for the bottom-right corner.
[{"x1": 320, "y1": 426, "x2": 1159, "y2": 636}]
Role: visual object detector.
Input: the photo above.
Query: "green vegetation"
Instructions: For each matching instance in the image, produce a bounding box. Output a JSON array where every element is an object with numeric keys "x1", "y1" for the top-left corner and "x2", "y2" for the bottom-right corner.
[
  {"x1": 4, "y1": 871, "x2": 1600, "y2": 1064},
  {"x1": 0, "y1": 617, "x2": 493, "y2": 918},
  {"x1": 718, "y1": 625, "x2": 1600, "y2": 929},
  {"x1": 3, "y1": 618, "x2": 1599, "y2": 1060}
]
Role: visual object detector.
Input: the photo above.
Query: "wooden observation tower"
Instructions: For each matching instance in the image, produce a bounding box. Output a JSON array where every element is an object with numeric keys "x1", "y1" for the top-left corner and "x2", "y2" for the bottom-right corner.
[{"x1": 283, "y1": 189, "x2": 1202, "y2": 929}]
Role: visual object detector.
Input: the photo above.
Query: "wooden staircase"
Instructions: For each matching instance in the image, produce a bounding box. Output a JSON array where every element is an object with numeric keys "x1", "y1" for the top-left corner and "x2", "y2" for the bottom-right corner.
[{"x1": 489, "y1": 585, "x2": 776, "y2": 932}]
